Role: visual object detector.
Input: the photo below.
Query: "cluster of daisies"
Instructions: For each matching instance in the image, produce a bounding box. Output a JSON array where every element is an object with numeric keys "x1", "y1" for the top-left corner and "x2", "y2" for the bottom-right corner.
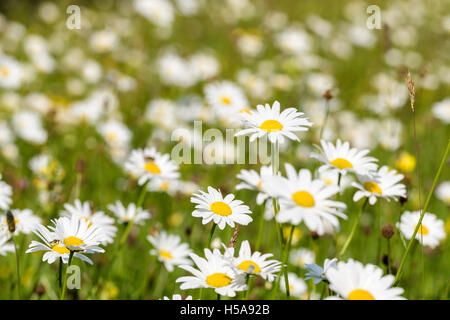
[{"x1": 25, "y1": 199, "x2": 153, "y2": 265}]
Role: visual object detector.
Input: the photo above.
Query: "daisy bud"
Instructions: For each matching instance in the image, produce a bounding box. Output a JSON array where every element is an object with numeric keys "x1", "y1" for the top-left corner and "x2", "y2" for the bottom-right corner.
[
  {"x1": 322, "y1": 89, "x2": 333, "y2": 101},
  {"x1": 76, "y1": 158, "x2": 85, "y2": 173},
  {"x1": 6, "y1": 210, "x2": 15, "y2": 233},
  {"x1": 381, "y1": 222, "x2": 395, "y2": 239},
  {"x1": 382, "y1": 254, "x2": 389, "y2": 266},
  {"x1": 35, "y1": 284, "x2": 46, "y2": 296}
]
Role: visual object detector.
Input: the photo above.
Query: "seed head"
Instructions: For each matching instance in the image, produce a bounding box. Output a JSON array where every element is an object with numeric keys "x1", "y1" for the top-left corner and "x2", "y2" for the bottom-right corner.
[{"x1": 381, "y1": 222, "x2": 395, "y2": 239}]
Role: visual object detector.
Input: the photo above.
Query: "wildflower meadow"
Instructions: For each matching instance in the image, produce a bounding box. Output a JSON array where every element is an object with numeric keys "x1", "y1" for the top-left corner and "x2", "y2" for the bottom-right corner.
[{"x1": 0, "y1": 0, "x2": 448, "y2": 302}]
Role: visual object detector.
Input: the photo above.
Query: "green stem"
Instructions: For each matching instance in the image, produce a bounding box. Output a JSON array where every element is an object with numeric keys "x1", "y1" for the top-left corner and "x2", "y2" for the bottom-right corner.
[
  {"x1": 273, "y1": 225, "x2": 294, "y2": 298},
  {"x1": 339, "y1": 198, "x2": 369, "y2": 258},
  {"x1": 394, "y1": 140, "x2": 450, "y2": 286},
  {"x1": 136, "y1": 180, "x2": 149, "y2": 208},
  {"x1": 376, "y1": 204, "x2": 382, "y2": 265},
  {"x1": 119, "y1": 221, "x2": 135, "y2": 247},
  {"x1": 245, "y1": 274, "x2": 252, "y2": 300},
  {"x1": 60, "y1": 251, "x2": 74, "y2": 300},
  {"x1": 12, "y1": 236, "x2": 21, "y2": 299},
  {"x1": 282, "y1": 226, "x2": 295, "y2": 297},
  {"x1": 255, "y1": 203, "x2": 266, "y2": 251},
  {"x1": 319, "y1": 99, "x2": 330, "y2": 141},
  {"x1": 217, "y1": 293, "x2": 221, "y2": 300},
  {"x1": 207, "y1": 224, "x2": 217, "y2": 248},
  {"x1": 58, "y1": 257, "x2": 63, "y2": 292},
  {"x1": 387, "y1": 238, "x2": 392, "y2": 274}
]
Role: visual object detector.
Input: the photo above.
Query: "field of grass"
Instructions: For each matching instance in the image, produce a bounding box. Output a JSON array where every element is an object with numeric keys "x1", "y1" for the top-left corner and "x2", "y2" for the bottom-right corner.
[{"x1": 0, "y1": 0, "x2": 448, "y2": 300}]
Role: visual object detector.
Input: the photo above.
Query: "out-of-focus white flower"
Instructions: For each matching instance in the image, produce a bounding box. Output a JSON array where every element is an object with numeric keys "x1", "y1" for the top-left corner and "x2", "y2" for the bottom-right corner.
[
  {"x1": 275, "y1": 27, "x2": 312, "y2": 55},
  {"x1": 0, "y1": 54, "x2": 23, "y2": 89},
  {"x1": 134, "y1": 0, "x2": 174, "y2": 28},
  {"x1": 12, "y1": 111, "x2": 47, "y2": 145},
  {"x1": 432, "y1": 98, "x2": 450, "y2": 124},
  {"x1": 90, "y1": 30, "x2": 119, "y2": 53}
]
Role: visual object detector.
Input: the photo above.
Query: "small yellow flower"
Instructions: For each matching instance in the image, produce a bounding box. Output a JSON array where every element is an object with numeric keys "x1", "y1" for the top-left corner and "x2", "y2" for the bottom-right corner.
[
  {"x1": 282, "y1": 226, "x2": 302, "y2": 245},
  {"x1": 167, "y1": 212, "x2": 184, "y2": 227},
  {"x1": 445, "y1": 218, "x2": 450, "y2": 235},
  {"x1": 395, "y1": 152, "x2": 416, "y2": 173}
]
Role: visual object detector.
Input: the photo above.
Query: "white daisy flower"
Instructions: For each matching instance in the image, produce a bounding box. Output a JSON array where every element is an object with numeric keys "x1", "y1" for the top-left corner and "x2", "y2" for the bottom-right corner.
[
  {"x1": 0, "y1": 233, "x2": 14, "y2": 256},
  {"x1": 134, "y1": 0, "x2": 174, "y2": 28},
  {"x1": 49, "y1": 216, "x2": 105, "y2": 254},
  {"x1": 89, "y1": 30, "x2": 118, "y2": 53},
  {"x1": 431, "y1": 98, "x2": 450, "y2": 124},
  {"x1": 0, "y1": 54, "x2": 23, "y2": 89},
  {"x1": 235, "y1": 101, "x2": 312, "y2": 145},
  {"x1": 204, "y1": 81, "x2": 249, "y2": 118},
  {"x1": 12, "y1": 110, "x2": 48, "y2": 145},
  {"x1": 326, "y1": 259, "x2": 406, "y2": 300},
  {"x1": 289, "y1": 248, "x2": 315, "y2": 268},
  {"x1": 191, "y1": 186, "x2": 253, "y2": 230},
  {"x1": 226, "y1": 240, "x2": 281, "y2": 282},
  {"x1": 124, "y1": 147, "x2": 180, "y2": 186},
  {"x1": 176, "y1": 248, "x2": 247, "y2": 297},
  {"x1": 1, "y1": 209, "x2": 41, "y2": 237},
  {"x1": 352, "y1": 166, "x2": 406, "y2": 205},
  {"x1": 236, "y1": 166, "x2": 273, "y2": 205},
  {"x1": 263, "y1": 163, "x2": 347, "y2": 235},
  {"x1": 436, "y1": 181, "x2": 450, "y2": 205},
  {"x1": 29, "y1": 154, "x2": 51, "y2": 176},
  {"x1": 311, "y1": 139, "x2": 378, "y2": 177},
  {"x1": 162, "y1": 294, "x2": 193, "y2": 300},
  {"x1": 26, "y1": 223, "x2": 95, "y2": 264},
  {"x1": 0, "y1": 175, "x2": 12, "y2": 210},
  {"x1": 304, "y1": 258, "x2": 337, "y2": 284},
  {"x1": 318, "y1": 168, "x2": 353, "y2": 192},
  {"x1": 60, "y1": 200, "x2": 117, "y2": 245},
  {"x1": 280, "y1": 272, "x2": 307, "y2": 299},
  {"x1": 147, "y1": 178, "x2": 182, "y2": 196},
  {"x1": 98, "y1": 120, "x2": 132, "y2": 149},
  {"x1": 147, "y1": 231, "x2": 193, "y2": 272},
  {"x1": 107, "y1": 201, "x2": 151, "y2": 225},
  {"x1": 397, "y1": 211, "x2": 446, "y2": 249}
]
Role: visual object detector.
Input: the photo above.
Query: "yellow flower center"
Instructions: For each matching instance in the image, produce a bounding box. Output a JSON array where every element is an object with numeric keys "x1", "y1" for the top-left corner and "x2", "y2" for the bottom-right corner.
[
  {"x1": 296, "y1": 258, "x2": 305, "y2": 267},
  {"x1": 144, "y1": 162, "x2": 161, "y2": 174},
  {"x1": 330, "y1": 158, "x2": 353, "y2": 170},
  {"x1": 363, "y1": 181, "x2": 382, "y2": 195},
  {"x1": 210, "y1": 201, "x2": 232, "y2": 216},
  {"x1": 221, "y1": 97, "x2": 231, "y2": 105},
  {"x1": 159, "y1": 250, "x2": 173, "y2": 259},
  {"x1": 239, "y1": 108, "x2": 251, "y2": 114},
  {"x1": 418, "y1": 224, "x2": 429, "y2": 235},
  {"x1": 106, "y1": 132, "x2": 118, "y2": 142},
  {"x1": 238, "y1": 260, "x2": 261, "y2": 273},
  {"x1": 159, "y1": 180, "x2": 169, "y2": 191},
  {"x1": 260, "y1": 120, "x2": 283, "y2": 132},
  {"x1": 292, "y1": 191, "x2": 315, "y2": 207},
  {"x1": 257, "y1": 181, "x2": 263, "y2": 189},
  {"x1": 52, "y1": 244, "x2": 70, "y2": 254},
  {"x1": 348, "y1": 289, "x2": 375, "y2": 300},
  {"x1": 0, "y1": 67, "x2": 10, "y2": 77},
  {"x1": 80, "y1": 217, "x2": 93, "y2": 228},
  {"x1": 206, "y1": 273, "x2": 232, "y2": 288},
  {"x1": 64, "y1": 236, "x2": 84, "y2": 248}
]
